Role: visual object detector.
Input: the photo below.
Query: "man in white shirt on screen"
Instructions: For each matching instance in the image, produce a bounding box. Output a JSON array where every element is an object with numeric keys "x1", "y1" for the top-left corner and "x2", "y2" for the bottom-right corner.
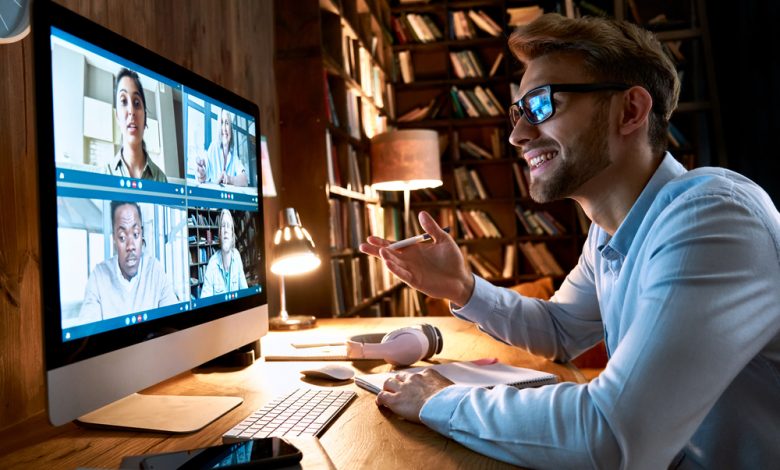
[{"x1": 78, "y1": 201, "x2": 178, "y2": 324}]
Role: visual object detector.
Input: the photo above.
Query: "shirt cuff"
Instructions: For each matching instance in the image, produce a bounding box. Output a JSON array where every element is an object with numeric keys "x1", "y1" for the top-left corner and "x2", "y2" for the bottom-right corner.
[
  {"x1": 450, "y1": 275, "x2": 499, "y2": 322},
  {"x1": 419, "y1": 385, "x2": 472, "y2": 435}
]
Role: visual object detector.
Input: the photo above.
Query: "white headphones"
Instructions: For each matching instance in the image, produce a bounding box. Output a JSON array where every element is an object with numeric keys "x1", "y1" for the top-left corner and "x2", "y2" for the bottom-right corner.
[{"x1": 345, "y1": 324, "x2": 443, "y2": 366}]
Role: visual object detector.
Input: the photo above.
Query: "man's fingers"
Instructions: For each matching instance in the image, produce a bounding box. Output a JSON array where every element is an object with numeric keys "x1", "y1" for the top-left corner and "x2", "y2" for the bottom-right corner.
[
  {"x1": 360, "y1": 237, "x2": 391, "y2": 258},
  {"x1": 418, "y1": 211, "x2": 449, "y2": 243},
  {"x1": 382, "y1": 376, "x2": 401, "y2": 392},
  {"x1": 376, "y1": 390, "x2": 396, "y2": 408},
  {"x1": 367, "y1": 236, "x2": 391, "y2": 247}
]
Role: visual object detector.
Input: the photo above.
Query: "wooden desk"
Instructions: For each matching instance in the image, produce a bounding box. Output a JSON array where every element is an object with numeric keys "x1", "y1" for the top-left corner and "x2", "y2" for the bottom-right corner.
[{"x1": 0, "y1": 317, "x2": 583, "y2": 469}]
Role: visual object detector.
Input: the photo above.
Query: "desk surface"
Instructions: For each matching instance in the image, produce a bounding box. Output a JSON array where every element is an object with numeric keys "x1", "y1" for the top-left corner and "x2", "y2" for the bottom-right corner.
[{"x1": 0, "y1": 317, "x2": 583, "y2": 469}]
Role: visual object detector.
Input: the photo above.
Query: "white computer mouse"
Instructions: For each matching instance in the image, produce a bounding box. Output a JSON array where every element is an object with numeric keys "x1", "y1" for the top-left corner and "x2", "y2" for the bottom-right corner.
[{"x1": 300, "y1": 364, "x2": 355, "y2": 381}]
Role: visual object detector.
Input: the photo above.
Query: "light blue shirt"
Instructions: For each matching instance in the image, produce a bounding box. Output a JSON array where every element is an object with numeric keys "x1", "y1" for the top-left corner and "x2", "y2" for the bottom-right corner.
[
  {"x1": 203, "y1": 140, "x2": 246, "y2": 184},
  {"x1": 421, "y1": 154, "x2": 780, "y2": 469},
  {"x1": 200, "y1": 248, "x2": 248, "y2": 298}
]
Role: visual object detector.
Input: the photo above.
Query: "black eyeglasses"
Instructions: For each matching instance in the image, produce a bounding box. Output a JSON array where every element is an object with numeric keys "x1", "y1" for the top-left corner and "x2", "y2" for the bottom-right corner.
[{"x1": 509, "y1": 83, "x2": 631, "y2": 126}]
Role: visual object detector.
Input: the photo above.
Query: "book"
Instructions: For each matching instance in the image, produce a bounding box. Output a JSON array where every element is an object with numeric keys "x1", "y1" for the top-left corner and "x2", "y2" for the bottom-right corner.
[
  {"x1": 507, "y1": 5, "x2": 543, "y2": 27},
  {"x1": 355, "y1": 360, "x2": 558, "y2": 394},
  {"x1": 488, "y1": 51, "x2": 504, "y2": 77},
  {"x1": 398, "y1": 50, "x2": 414, "y2": 83},
  {"x1": 502, "y1": 243, "x2": 517, "y2": 278},
  {"x1": 467, "y1": 10, "x2": 501, "y2": 37}
]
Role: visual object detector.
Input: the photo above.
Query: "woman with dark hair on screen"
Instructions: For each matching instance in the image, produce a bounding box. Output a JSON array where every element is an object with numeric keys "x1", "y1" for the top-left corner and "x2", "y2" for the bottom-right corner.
[{"x1": 107, "y1": 67, "x2": 167, "y2": 182}]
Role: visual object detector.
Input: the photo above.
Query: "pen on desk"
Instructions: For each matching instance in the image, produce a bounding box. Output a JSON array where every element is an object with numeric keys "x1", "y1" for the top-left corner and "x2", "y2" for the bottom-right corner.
[
  {"x1": 292, "y1": 341, "x2": 346, "y2": 349},
  {"x1": 387, "y1": 227, "x2": 451, "y2": 250}
]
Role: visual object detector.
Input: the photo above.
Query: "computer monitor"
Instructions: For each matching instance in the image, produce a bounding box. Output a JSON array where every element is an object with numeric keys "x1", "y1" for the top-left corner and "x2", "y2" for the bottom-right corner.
[{"x1": 32, "y1": 2, "x2": 268, "y2": 431}]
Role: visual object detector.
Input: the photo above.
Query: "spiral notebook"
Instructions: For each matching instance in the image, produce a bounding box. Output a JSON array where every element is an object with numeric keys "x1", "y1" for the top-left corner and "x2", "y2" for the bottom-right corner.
[{"x1": 355, "y1": 360, "x2": 558, "y2": 394}]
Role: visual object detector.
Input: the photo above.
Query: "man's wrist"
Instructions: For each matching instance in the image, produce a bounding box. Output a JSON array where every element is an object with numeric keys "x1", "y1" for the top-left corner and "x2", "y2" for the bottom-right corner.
[{"x1": 452, "y1": 273, "x2": 475, "y2": 308}]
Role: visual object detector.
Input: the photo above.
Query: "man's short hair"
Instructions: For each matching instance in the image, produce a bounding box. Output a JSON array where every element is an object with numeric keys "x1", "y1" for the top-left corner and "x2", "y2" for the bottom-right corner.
[
  {"x1": 509, "y1": 13, "x2": 679, "y2": 157},
  {"x1": 110, "y1": 201, "x2": 143, "y2": 231}
]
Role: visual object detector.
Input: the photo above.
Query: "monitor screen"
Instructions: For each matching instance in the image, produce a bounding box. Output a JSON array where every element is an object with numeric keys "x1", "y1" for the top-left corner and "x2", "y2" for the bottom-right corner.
[{"x1": 33, "y1": 2, "x2": 268, "y2": 428}]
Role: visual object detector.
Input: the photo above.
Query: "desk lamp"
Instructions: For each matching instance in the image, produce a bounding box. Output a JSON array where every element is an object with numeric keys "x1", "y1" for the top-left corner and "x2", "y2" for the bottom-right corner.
[
  {"x1": 269, "y1": 208, "x2": 321, "y2": 330},
  {"x1": 370, "y1": 130, "x2": 442, "y2": 237}
]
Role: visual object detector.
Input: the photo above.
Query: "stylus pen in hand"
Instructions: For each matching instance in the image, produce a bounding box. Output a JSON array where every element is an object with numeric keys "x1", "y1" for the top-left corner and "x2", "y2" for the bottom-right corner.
[{"x1": 387, "y1": 227, "x2": 451, "y2": 250}]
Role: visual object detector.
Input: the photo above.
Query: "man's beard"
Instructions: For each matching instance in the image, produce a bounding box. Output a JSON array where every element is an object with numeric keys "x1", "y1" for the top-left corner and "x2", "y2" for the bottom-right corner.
[{"x1": 530, "y1": 107, "x2": 611, "y2": 203}]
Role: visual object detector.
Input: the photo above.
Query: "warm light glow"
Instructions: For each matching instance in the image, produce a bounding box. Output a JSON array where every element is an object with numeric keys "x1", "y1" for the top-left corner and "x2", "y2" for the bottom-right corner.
[
  {"x1": 294, "y1": 226, "x2": 303, "y2": 239},
  {"x1": 372, "y1": 179, "x2": 443, "y2": 192},
  {"x1": 270, "y1": 253, "x2": 321, "y2": 276},
  {"x1": 273, "y1": 229, "x2": 282, "y2": 245},
  {"x1": 283, "y1": 226, "x2": 291, "y2": 241}
]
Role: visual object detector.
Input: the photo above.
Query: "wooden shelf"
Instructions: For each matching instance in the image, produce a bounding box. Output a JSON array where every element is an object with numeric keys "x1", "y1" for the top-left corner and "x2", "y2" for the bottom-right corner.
[
  {"x1": 390, "y1": 0, "x2": 587, "y2": 286},
  {"x1": 276, "y1": 0, "x2": 411, "y2": 317}
]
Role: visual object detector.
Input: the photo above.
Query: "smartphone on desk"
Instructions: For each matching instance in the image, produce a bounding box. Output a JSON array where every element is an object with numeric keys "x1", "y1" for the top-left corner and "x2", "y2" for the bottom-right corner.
[{"x1": 139, "y1": 437, "x2": 302, "y2": 469}]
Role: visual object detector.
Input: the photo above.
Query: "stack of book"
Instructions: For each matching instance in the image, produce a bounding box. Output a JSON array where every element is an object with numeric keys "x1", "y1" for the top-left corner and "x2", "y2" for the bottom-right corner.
[
  {"x1": 449, "y1": 10, "x2": 502, "y2": 39},
  {"x1": 519, "y1": 242, "x2": 564, "y2": 276},
  {"x1": 514, "y1": 205, "x2": 567, "y2": 236},
  {"x1": 455, "y1": 209, "x2": 502, "y2": 239},
  {"x1": 391, "y1": 13, "x2": 443, "y2": 44},
  {"x1": 451, "y1": 85, "x2": 503, "y2": 118}
]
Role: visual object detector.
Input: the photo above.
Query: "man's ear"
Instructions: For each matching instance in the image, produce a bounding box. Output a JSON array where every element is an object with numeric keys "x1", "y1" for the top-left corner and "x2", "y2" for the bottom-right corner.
[{"x1": 618, "y1": 86, "x2": 653, "y2": 136}]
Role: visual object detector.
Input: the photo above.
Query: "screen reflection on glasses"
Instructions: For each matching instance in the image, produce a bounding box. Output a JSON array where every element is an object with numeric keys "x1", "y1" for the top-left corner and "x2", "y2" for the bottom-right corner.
[{"x1": 509, "y1": 83, "x2": 631, "y2": 126}]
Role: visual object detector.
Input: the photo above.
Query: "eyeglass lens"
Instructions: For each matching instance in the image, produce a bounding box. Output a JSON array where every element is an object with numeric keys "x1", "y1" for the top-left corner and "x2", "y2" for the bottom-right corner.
[{"x1": 510, "y1": 86, "x2": 553, "y2": 126}]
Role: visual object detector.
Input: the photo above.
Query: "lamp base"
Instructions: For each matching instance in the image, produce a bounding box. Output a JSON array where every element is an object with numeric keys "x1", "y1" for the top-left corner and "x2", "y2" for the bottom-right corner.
[{"x1": 269, "y1": 315, "x2": 317, "y2": 331}]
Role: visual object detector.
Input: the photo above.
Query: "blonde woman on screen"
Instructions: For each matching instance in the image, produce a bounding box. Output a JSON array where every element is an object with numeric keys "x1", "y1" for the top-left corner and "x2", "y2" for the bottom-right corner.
[{"x1": 201, "y1": 209, "x2": 248, "y2": 298}]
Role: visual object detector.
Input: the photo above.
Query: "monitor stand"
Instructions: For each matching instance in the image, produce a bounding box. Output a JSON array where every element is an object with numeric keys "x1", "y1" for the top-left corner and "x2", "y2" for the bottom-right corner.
[{"x1": 76, "y1": 393, "x2": 243, "y2": 433}]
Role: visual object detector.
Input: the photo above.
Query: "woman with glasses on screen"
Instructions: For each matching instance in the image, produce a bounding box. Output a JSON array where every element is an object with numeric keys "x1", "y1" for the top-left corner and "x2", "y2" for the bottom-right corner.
[
  {"x1": 107, "y1": 68, "x2": 167, "y2": 182},
  {"x1": 196, "y1": 108, "x2": 248, "y2": 187},
  {"x1": 359, "y1": 13, "x2": 780, "y2": 470}
]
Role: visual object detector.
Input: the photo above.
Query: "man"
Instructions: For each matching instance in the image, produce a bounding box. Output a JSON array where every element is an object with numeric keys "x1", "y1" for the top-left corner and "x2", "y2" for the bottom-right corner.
[
  {"x1": 360, "y1": 13, "x2": 780, "y2": 469},
  {"x1": 200, "y1": 208, "x2": 248, "y2": 298},
  {"x1": 79, "y1": 201, "x2": 178, "y2": 323}
]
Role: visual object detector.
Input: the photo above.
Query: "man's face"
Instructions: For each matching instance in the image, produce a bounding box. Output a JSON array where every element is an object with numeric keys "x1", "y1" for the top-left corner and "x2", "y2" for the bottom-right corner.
[
  {"x1": 220, "y1": 212, "x2": 234, "y2": 253},
  {"x1": 509, "y1": 54, "x2": 612, "y2": 203},
  {"x1": 113, "y1": 204, "x2": 143, "y2": 280}
]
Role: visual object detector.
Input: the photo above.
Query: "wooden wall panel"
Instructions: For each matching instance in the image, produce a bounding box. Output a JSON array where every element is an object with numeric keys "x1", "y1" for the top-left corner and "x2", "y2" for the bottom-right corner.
[{"x1": 0, "y1": 0, "x2": 280, "y2": 431}]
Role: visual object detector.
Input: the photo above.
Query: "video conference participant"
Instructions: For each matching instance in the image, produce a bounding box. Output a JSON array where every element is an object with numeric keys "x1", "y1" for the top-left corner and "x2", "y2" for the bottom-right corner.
[
  {"x1": 200, "y1": 208, "x2": 248, "y2": 298},
  {"x1": 107, "y1": 68, "x2": 168, "y2": 182},
  {"x1": 196, "y1": 108, "x2": 248, "y2": 187},
  {"x1": 78, "y1": 201, "x2": 178, "y2": 323}
]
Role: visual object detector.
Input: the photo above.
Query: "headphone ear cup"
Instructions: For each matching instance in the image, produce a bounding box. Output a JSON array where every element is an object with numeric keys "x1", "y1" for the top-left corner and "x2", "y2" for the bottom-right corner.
[
  {"x1": 419, "y1": 324, "x2": 443, "y2": 358},
  {"x1": 380, "y1": 327, "x2": 429, "y2": 366}
]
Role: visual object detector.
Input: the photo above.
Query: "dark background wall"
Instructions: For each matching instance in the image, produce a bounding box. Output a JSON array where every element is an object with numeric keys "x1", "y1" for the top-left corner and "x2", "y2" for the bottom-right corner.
[{"x1": 710, "y1": 1, "x2": 780, "y2": 204}]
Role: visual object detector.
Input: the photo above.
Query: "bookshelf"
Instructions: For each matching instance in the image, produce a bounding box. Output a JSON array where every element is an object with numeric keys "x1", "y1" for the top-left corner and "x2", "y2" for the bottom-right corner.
[
  {"x1": 390, "y1": 0, "x2": 588, "y2": 289},
  {"x1": 575, "y1": 0, "x2": 726, "y2": 168},
  {"x1": 275, "y1": 0, "x2": 412, "y2": 318},
  {"x1": 188, "y1": 208, "x2": 219, "y2": 299}
]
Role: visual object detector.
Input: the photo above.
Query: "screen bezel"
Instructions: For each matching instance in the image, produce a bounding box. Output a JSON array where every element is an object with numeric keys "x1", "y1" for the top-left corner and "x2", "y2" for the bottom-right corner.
[{"x1": 33, "y1": 1, "x2": 268, "y2": 371}]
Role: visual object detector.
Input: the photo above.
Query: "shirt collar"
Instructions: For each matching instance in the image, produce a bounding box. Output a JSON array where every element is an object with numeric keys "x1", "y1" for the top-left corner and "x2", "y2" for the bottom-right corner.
[
  {"x1": 113, "y1": 254, "x2": 142, "y2": 290},
  {"x1": 603, "y1": 153, "x2": 687, "y2": 259},
  {"x1": 216, "y1": 249, "x2": 232, "y2": 272},
  {"x1": 113, "y1": 150, "x2": 153, "y2": 178}
]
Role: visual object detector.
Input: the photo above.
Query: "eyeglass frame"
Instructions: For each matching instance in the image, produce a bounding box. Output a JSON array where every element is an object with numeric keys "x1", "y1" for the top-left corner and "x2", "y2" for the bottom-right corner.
[{"x1": 509, "y1": 83, "x2": 632, "y2": 127}]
